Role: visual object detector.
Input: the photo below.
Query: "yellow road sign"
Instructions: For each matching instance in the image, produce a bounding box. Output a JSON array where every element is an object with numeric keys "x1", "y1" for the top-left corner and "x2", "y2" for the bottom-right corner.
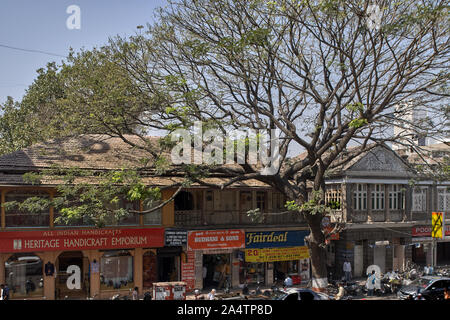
[{"x1": 431, "y1": 212, "x2": 444, "y2": 238}]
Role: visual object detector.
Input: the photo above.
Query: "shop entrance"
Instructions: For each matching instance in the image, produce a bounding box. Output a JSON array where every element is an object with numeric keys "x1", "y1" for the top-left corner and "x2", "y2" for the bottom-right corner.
[
  {"x1": 437, "y1": 242, "x2": 450, "y2": 265},
  {"x1": 158, "y1": 256, "x2": 177, "y2": 282},
  {"x1": 202, "y1": 254, "x2": 231, "y2": 289},
  {"x1": 56, "y1": 251, "x2": 88, "y2": 300}
]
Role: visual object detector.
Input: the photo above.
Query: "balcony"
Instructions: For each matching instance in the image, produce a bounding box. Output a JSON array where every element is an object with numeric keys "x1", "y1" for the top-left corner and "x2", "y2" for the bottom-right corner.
[
  {"x1": 389, "y1": 210, "x2": 404, "y2": 222},
  {"x1": 174, "y1": 210, "x2": 305, "y2": 227},
  {"x1": 370, "y1": 211, "x2": 385, "y2": 222}
]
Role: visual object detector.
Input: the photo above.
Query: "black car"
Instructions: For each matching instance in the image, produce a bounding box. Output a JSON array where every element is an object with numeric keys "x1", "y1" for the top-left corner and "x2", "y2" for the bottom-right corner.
[{"x1": 397, "y1": 276, "x2": 450, "y2": 300}]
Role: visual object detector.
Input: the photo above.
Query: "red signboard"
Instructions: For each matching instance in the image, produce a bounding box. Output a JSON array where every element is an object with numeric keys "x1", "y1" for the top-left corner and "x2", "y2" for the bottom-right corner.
[
  {"x1": 0, "y1": 228, "x2": 165, "y2": 253},
  {"x1": 187, "y1": 229, "x2": 245, "y2": 251},
  {"x1": 181, "y1": 250, "x2": 195, "y2": 292},
  {"x1": 412, "y1": 225, "x2": 450, "y2": 237}
]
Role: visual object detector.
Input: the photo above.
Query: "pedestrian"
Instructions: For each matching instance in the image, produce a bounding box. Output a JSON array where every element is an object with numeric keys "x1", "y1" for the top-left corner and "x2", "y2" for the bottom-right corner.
[
  {"x1": 343, "y1": 260, "x2": 352, "y2": 283},
  {"x1": 366, "y1": 270, "x2": 377, "y2": 297},
  {"x1": 0, "y1": 284, "x2": 3, "y2": 301},
  {"x1": 284, "y1": 275, "x2": 293, "y2": 287},
  {"x1": 335, "y1": 282, "x2": 346, "y2": 300},
  {"x1": 207, "y1": 289, "x2": 216, "y2": 300},
  {"x1": 2, "y1": 284, "x2": 9, "y2": 300},
  {"x1": 132, "y1": 287, "x2": 139, "y2": 300}
]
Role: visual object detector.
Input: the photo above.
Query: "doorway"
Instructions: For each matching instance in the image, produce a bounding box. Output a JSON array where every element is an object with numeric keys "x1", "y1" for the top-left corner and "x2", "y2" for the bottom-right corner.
[
  {"x1": 56, "y1": 251, "x2": 88, "y2": 300},
  {"x1": 374, "y1": 245, "x2": 386, "y2": 273},
  {"x1": 202, "y1": 253, "x2": 231, "y2": 289}
]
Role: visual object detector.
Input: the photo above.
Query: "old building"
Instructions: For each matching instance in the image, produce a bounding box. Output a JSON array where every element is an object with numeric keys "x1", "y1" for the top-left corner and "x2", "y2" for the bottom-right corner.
[
  {"x1": 323, "y1": 143, "x2": 450, "y2": 279},
  {"x1": 0, "y1": 134, "x2": 311, "y2": 299}
]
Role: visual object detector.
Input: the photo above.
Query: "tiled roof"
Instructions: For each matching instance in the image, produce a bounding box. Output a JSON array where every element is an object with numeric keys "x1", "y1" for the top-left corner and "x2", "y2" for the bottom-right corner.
[
  {"x1": 0, "y1": 134, "x2": 162, "y2": 171},
  {"x1": 0, "y1": 134, "x2": 271, "y2": 188}
]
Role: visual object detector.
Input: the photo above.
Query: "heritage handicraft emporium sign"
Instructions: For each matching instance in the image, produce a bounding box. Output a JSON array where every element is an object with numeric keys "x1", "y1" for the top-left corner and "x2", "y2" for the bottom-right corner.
[{"x1": 0, "y1": 228, "x2": 165, "y2": 253}]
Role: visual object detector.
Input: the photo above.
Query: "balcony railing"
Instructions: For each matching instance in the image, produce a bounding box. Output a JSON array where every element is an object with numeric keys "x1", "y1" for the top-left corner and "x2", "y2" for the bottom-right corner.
[{"x1": 174, "y1": 210, "x2": 305, "y2": 227}]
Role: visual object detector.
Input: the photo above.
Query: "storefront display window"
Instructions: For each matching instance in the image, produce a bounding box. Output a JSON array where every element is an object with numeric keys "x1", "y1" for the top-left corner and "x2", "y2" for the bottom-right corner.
[
  {"x1": 5, "y1": 253, "x2": 43, "y2": 298},
  {"x1": 100, "y1": 250, "x2": 134, "y2": 290},
  {"x1": 240, "y1": 261, "x2": 265, "y2": 285}
]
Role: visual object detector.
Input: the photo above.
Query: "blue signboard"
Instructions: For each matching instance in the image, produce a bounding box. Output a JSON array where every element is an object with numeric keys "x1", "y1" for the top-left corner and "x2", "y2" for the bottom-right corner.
[{"x1": 245, "y1": 230, "x2": 309, "y2": 249}]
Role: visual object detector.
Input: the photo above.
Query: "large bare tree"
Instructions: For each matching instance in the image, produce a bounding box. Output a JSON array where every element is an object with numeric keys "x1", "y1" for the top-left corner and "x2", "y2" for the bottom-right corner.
[{"x1": 11, "y1": 0, "x2": 449, "y2": 290}]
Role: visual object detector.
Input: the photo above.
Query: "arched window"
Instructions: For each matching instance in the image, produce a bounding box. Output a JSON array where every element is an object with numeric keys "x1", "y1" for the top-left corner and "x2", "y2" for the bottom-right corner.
[
  {"x1": 5, "y1": 253, "x2": 43, "y2": 298},
  {"x1": 100, "y1": 250, "x2": 134, "y2": 290}
]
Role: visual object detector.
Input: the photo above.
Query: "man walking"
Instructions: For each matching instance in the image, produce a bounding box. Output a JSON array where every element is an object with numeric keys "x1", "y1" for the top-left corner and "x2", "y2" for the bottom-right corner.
[{"x1": 343, "y1": 260, "x2": 352, "y2": 283}]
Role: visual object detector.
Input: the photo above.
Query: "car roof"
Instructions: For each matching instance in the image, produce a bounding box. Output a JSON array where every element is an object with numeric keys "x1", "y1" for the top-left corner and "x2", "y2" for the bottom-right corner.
[
  {"x1": 284, "y1": 288, "x2": 314, "y2": 294},
  {"x1": 421, "y1": 276, "x2": 450, "y2": 281}
]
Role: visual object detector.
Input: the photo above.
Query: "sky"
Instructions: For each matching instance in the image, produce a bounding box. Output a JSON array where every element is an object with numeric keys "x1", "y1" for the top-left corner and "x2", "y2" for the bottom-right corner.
[{"x1": 0, "y1": 0, "x2": 168, "y2": 102}]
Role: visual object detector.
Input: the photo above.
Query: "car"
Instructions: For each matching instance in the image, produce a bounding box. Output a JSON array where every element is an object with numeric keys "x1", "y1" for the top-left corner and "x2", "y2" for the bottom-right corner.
[
  {"x1": 397, "y1": 276, "x2": 450, "y2": 300},
  {"x1": 273, "y1": 288, "x2": 332, "y2": 301}
]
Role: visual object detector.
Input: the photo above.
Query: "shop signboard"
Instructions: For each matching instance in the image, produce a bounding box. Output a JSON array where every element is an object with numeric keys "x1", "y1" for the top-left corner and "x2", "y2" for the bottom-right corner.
[
  {"x1": 245, "y1": 230, "x2": 309, "y2": 249},
  {"x1": 187, "y1": 229, "x2": 245, "y2": 250},
  {"x1": 165, "y1": 229, "x2": 188, "y2": 246},
  {"x1": 0, "y1": 228, "x2": 165, "y2": 253},
  {"x1": 244, "y1": 246, "x2": 310, "y2": 263},
  {"x1": 412, "y1": 224, "x2": 450, "y2": 238},
  {"x1": 181, "y1": 250, "x2": 195, "y2": 292}
]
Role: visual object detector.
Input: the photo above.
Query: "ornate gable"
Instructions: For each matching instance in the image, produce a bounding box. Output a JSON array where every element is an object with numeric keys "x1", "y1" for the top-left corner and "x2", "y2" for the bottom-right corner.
[{"x1": 347, "y1": 146, "x2": 409, "y2": 173}]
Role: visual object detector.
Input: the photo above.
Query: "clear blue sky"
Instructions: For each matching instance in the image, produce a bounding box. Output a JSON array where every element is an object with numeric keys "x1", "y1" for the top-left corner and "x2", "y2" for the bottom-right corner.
[{"x1": 0, "y1": 0, "x2": 168, "y2": 103}]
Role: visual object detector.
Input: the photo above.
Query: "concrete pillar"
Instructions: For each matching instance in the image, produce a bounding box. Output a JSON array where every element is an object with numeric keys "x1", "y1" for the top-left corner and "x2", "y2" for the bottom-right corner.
[
  {"x1": 133, "y1": 248, "x2": 143, "y2": 295},
  {"x1": 0, "y1": 253, "x2": 10, "y2": 285},
  {"x1": 37, "y1": 251, "x2": 61, "y2": 300},
  {"x1": 231, "y1": 250, "x2": 240, "y2": 288},
  {"x1": 82, "y1": 250, "x2": 102, "y2": 299}
]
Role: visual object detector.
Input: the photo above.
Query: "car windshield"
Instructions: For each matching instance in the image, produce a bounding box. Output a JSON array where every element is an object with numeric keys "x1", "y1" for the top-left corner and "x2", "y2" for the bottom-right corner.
[{"x1": 409, "y1": 278, "x2": 432, "y2": 288}]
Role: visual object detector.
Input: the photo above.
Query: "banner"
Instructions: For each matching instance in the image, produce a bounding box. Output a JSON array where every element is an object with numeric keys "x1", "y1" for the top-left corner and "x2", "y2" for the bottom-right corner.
[
  {"x1": 245, "y1": 246, "x2": 310, "y2": 263},
  {"x1": 187, "y1": 229, "x2": 245, "y2": 250},
  {"x1": 245, "y1": 230, "x2": 308, "y2": 249},
  {"x1": 0, "y1": 228, "x2": 165, "y2": 253},
  {"x1": 181, "y1": 250, "x2": 195, "y2": 292},
  {"x1": 165, "y1": 229, "x2": 188, "y2": 246},
  {"x1": 432, "y1": 212, "x2": 444, "y2": 238},
  {"x1": 412, "y1": 224, "x2": 450, "y2": 237}
]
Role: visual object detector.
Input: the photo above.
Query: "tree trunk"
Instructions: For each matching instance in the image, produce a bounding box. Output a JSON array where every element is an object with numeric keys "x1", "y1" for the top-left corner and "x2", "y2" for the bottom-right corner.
[{"x1": 305, "y1": 212, "x2": 328, "y2": 292}]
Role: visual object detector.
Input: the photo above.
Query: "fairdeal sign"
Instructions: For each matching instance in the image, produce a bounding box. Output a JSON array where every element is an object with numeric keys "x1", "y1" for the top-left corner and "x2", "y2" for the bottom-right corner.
[{"x1": 245, "y1": 230, "x2": 309, "y2": 249}]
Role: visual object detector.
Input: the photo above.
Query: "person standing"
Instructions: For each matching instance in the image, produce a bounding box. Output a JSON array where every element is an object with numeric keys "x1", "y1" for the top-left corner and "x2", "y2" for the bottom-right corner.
[
  {"x1": 343, "y1": 260, "x2": 352, "y2": 283},
  {"x1": 284, "y1": 275, "x2": 293, "y2": 287},
  {"x1": 208, "y1": 289, "x2": 216, "y2": 300},
  {"x1": 132, "y1": 287, "x2": 139, "y2": 300},
  {"x1": 2, "y1": 284, "x2": 9, "y2": 300},
  {"x1": 366, "y1": 270, "x2": 377, "y2": 297}
]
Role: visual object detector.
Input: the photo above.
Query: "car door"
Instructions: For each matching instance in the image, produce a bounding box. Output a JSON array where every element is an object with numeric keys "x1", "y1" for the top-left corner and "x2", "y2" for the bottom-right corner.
[{"x1": 425, "y1": 280, "x2": 445, "y2": 300}]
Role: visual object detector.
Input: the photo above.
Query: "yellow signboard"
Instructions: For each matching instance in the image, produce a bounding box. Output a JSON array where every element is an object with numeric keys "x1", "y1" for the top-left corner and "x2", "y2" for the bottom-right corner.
[
  {"x1": 432, "y1": 212, "x2": 444, "y2": 238},
  {"x1": 245, "y1": 246, "x2": 310, "y2": 263}
]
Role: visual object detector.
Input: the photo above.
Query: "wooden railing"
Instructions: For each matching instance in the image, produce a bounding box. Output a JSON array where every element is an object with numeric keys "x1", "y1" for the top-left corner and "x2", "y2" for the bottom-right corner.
[{"x1": 174, "y1": 210, "x2": 305, "y2": 227}]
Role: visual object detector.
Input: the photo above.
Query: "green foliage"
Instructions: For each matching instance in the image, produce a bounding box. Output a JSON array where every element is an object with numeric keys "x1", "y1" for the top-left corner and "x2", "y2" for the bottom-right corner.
[
  {"x1": 15, "y1": 166, "x2": 163, "y2": 228},
  {"x1": 348, "y1": 118, "x2": 368, "y2": 129}
]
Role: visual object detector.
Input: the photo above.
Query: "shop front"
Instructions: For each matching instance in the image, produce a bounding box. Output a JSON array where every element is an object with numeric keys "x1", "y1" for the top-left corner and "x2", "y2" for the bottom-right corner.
[
  {"x1": 0, "y1": 227, "x2": 165, "y2": 300},
  {"x1": 411, "y1": 224, "x2": 450, "y2": 266},
  {"x1": 242, "y1": 230, "x2": 310, "y2": 286},
  {"x1": 182, "y1": 229, "x2": 245, "y2": 291}
]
